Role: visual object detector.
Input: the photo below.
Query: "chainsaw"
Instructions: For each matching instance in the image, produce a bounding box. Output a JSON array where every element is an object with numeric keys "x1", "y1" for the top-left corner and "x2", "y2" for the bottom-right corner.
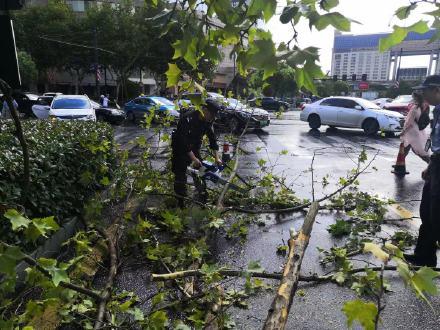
[{"x1": 187, "y1": 161, "x2": 247, "y2": 193}]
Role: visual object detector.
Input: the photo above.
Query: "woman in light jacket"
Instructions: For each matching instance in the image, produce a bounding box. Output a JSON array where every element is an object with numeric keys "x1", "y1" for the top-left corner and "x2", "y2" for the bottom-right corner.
[{"x1": 399, "y1": 92, "x2": 430, "y2": 163}]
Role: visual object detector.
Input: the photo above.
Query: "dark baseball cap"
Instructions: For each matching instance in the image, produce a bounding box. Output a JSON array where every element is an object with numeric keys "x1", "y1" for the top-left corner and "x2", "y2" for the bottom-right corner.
[
  {"x1": 412, "y1": 75, "x2": 440, "y2": 90},
  {"x1": 204, "y1": 98, "x2": 223, "y2": 114}
]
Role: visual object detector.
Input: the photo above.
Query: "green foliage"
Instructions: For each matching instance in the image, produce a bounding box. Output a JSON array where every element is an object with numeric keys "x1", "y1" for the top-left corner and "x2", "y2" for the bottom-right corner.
[
  {"x1": 327, "y1": 219, "x2": 352, "y2": 238},
  {"x1": 342, "y1": 299, "x2": 378, "y2": 330},
  {"x1": 17, "y1": 50, "x2": 38, "y2": 88},
  {"x1": 316, "y1": 80, "x2": 350, "y2": 97},
  {"x1": 0, "y1": 121, "x2": 114, "y2": 227}
]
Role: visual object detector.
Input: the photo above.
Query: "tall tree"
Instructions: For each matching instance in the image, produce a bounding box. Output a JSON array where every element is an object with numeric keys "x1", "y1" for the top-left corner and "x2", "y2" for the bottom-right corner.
[{"x1": 13, "y1": 0, "x2": 74, "y2": 86}]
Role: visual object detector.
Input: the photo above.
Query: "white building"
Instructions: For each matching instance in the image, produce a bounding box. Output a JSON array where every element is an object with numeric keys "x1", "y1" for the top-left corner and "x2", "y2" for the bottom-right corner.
[{"x1": 331, "y1": 30, "x2": 440, "y2": 82}]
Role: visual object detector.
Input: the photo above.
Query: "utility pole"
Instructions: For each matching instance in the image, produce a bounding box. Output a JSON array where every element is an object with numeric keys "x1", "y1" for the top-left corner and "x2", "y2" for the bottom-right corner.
[
  {"x1": 94, "y1": 27, "x2": 100, "y2": 97},
  {"x1": 0, "y1": 0, "x2": 24, "y2": 89}
]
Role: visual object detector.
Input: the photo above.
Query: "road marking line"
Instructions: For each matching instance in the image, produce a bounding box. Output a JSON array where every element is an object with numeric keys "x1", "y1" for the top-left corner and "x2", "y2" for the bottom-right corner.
[{"x1": 387, "y1": 203, "x2": 413, "y2": 219}]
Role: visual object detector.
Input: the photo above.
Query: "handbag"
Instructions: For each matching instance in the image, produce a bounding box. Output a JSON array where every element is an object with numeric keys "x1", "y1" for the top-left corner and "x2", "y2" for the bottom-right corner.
[{"x1": 417, "y1": 109, "x2": 430, "y2": 130}]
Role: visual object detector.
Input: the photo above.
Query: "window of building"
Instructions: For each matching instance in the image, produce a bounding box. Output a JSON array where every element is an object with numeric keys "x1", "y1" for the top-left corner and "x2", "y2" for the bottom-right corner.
[{"x1": 67, "y1": 0, "x2": 85, "y2": 11}]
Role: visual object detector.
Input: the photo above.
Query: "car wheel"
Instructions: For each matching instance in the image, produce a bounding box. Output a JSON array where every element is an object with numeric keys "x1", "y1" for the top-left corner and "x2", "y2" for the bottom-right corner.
[
  {"x1": 126, "y1": 111, "x2": 136, "y2": 123},
  {"x1": 363, "y1": 118, "x2": 379, "y2": 136},
  {"x1": 229, "y1": 117, "x2": 243, "y2": 134},
  {"x1": 97, "y1": 114, "x2": 105, "y2": 122},
  {"x1": 308, "y1": 114, "x2": 321, "y2": 129}
]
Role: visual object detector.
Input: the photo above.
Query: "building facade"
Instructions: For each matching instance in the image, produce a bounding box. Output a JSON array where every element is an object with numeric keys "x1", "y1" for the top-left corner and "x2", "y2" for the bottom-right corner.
[
  {"x1": 331, "y1": 30, "x2": 440, "y2": 82},
  {"x1": 397, "y1": 67, "x2": 427, "y2": 81}
]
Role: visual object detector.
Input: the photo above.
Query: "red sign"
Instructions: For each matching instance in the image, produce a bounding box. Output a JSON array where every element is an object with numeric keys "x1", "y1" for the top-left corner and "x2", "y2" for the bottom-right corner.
[{"x1": 359, "y1": 82, "x2": 369, "y2": 90}]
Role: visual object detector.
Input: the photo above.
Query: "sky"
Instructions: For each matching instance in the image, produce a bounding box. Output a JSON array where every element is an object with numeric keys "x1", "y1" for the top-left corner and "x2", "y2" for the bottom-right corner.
[{"x1": 266, "y1": 0, "x2": 436, "y2": 72}]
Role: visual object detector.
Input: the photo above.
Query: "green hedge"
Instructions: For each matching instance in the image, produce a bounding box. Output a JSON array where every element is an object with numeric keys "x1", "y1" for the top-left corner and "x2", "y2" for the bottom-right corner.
[{"x1": 0, "y1": 120, "x2": 115, "y2": 221}]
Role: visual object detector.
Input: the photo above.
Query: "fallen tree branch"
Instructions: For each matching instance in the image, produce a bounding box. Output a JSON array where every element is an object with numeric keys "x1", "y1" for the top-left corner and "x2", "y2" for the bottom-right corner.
[
  {"x1": 0, "y1": 242, "x2": 102, "y2": 300},
  {"x1": 94, "y1": 229, "x2": 118, "y2": 330},
  {"x1": 263, "y1": 202, "x2": 320, "y2": 330},
  {"x1": 223, "y1": 151, "x2": 379, "y2": 215},
  {"x1": 151, "y1": 264, "x2": 440, "y2": 283}
]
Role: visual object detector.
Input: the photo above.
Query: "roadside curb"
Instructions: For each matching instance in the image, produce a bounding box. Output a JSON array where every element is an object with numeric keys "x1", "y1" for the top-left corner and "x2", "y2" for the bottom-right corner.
[{"x1": 15, "y1": 217, "x2": 84, "y2": 288}]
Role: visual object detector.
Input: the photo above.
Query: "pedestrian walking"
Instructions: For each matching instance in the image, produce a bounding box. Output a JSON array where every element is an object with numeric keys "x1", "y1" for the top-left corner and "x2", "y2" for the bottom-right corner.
[
  {"x1": 171, "y1": 98, "x2": 223, "y2": 208},
  {"x1": 404, "y1": 75, "x2": 440, "y2": 267},
  {"x1": 400, "y1": 92, "x2": 431, "y2": 163},
  {"x1": 102, "y1": 94, "x2": 110, "y2": 107},
  {"x1": 1, "y1": 96, "x2": 18, "y2": 119}
]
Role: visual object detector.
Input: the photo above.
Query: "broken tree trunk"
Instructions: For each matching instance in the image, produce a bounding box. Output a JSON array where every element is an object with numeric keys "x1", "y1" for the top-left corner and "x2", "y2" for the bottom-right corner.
[{"x1": 263, "y1": 202, "x2": 319, "y2": 330}]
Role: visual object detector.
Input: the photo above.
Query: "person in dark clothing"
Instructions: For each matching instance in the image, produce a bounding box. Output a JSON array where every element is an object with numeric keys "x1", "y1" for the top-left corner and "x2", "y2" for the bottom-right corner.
[
  {"x1": 171, "y1": 98, "x2": 223, "y2": 208},
  {"x1": 404, "y1": 75, "x2": 440, "y2": 267}
]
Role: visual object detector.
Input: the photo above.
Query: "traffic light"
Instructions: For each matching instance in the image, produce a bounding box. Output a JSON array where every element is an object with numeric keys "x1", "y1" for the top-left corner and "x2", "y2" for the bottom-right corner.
[
  {"x1": 333, "y1": 75, "x2": 338, "y2": 81},
  {"x1": 352, "y1": 74, "x2": 357, "y2": 81},
  {"x1": 361, "y1": 74, "x2": 367, "y2": 81},
  {"x1": 0, "y1": 0, "x2": 24, "y2": 10},
  {"x1": 342, "y1": 74, "x2": 347, "y2": 81}
]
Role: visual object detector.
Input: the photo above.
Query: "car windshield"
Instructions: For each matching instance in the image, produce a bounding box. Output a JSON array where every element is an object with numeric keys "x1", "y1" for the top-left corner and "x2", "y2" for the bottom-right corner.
[
  {"x1": 392, "y1": 95, "x2": 412, "y2": 103},
  {"x1": 151, "y1": 97, "x2": 174, "y2": 106},
  {"x1": 52, "y1": 98, "x2": 90, "y2": 109},
  {"x1": 357, "y1": 99, "x2": 381, "y2": 110},
  {"x1": 227, "y1": 98, "x2": 246, "y2": 109},
  {"x1": 208, "y1": 92, "x2": 225, "y2": 99}
]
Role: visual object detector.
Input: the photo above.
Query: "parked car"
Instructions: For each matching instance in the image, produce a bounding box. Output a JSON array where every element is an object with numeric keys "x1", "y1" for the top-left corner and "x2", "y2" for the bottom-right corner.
[
  {"x1": 249, "y1": 97, "x2": 290, "y2": 112},
  {"x1": 32, "y1": 96, "x2": 54, "y2": 119},
  {"x1": 300, "y1": 96, "x2": 404, "y2": 135},
  {"x1": 373, "y1": 98, "x2": 393, "y2": 108},
  {"x1": 179, "y1": 93, "x2": 270, "y2": 132},
  {"x1": 11, "y1": 91, "x2": 39, "y2": 117},
  {"x1": 124, "y1": 96, "x2": 179, "y2": 122},
  {"x1": 43, "y1": 92, "x2": 63, "y2": 97},
  {"x1": 222, "y1": 98, "x2": 270, "y2": 131},
  {"x1": 48, "y1": 95, "x2": 96, "y2": 121},
  {"x1": 383, "y1": 95, "x2": 413, "y2": 115},
  {"x1": 90, "y1": 100, "x2": 125, "y2": 125}
]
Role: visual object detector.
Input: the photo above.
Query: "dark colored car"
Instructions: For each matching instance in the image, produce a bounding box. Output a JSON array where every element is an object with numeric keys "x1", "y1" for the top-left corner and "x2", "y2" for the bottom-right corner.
[
  {"x1": 179, "y1": 93, "x2": 270, "y2": 133},
  {"x1": 248, "y1": 97, "x2": 290, "y2": 112},
  {"x1": 11, "y1": 91, "x2": 39, "y2": 117},
  {"x1": 383, "y1": 95, "x2": 413, "y2": 116},
  {"x1": 90, "y1": 100, "x2": 126, "y2": 125}
]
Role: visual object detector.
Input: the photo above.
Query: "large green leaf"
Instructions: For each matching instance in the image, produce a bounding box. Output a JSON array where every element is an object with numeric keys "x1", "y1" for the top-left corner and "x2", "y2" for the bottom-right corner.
[
  {"x1": 320, "y1": 0, "x2": 339, "y2": 11},
  {"x1": 165, "y1": 63, "x2": 181, "y2": 88},
  {"x1": 379, "y1": 21, "x2": 430, "y2": 52},
  {"x1": 280, "y1": 5, "x2": 299, "y2": 24},
  {"x1": 247, "y1": 0, "x2": 277, "y2": 22},
  {"x1": 0, "y1": 245, "x2": 24, "y2": 276},
  {"x1": 395, "y1": 4, "x2": 416, "y2": 20},
  {"x1": 4, "y1": 209, "x2": 31, "y2": 231},
  {"x1": 411, "y1": 266, "x2": 440, "y2": 300},
  {"x1": 25, "y1": 216, "x2": 59, "y2": 242},
  {"x1": 314, "y1": 12, "x2": 351, "y2": 31},
  {"x1": 37, "y1": 258, "x2": 70, "y2": 287},
  {"x1": 342, "y1": 299, "x2": 377, "y2": 330}
]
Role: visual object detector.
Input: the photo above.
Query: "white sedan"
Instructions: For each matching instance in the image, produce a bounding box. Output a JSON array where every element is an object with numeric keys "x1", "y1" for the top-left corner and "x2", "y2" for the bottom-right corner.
[
  {"x1": 300, "y1": 96, "x2": 404, "y2": 135},
  {"x1": 49, "y1": 95, "x2": 96, "y2": 121}
]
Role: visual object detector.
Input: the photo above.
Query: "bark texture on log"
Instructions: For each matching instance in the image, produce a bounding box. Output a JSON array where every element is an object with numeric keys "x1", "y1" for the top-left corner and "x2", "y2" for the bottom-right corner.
[{"x1": 263, "y1": 202, "x2": 319, "y2": 330}]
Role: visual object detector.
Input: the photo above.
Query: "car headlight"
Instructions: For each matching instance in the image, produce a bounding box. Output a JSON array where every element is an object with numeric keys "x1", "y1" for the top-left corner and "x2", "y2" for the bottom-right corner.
[{"x1": 386, "y1": 115, "x2": 399, "y2": 121}]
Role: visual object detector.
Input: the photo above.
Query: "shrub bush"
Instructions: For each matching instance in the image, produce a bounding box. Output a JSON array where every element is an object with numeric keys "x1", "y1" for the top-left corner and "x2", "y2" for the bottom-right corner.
[{"x1": 0, "y1": 120, "x2": 115, "y2": 222}]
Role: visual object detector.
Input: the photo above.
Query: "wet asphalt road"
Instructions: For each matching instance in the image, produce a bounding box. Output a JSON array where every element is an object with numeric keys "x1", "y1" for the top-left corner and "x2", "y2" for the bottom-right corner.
[{"x1": 114, "y1": 112, "x2": 440, "y2": 329}]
